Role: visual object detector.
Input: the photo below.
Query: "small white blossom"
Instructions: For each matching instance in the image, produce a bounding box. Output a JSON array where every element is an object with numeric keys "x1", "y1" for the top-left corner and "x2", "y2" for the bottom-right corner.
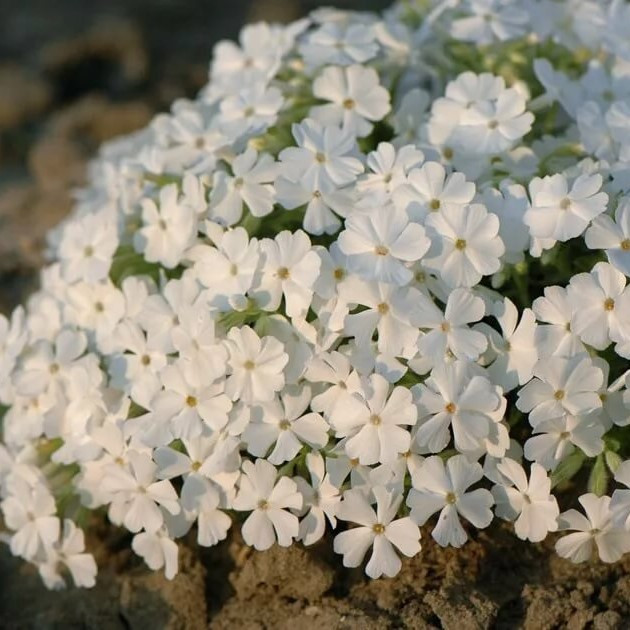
[
  {"x1": 233, "y1": 458, "x2": 302, "y2": 550},
  {"x1": 224, "y1": 326, "x2": 288, "y2": 404},
  {"x1": 424, "y1": 203, "x2": 505, "y2": 288},
  {"x1": 311, "y1": 64, "x2": 390, "y2": 137},
  {"x1": 556, "y1": 494, "x2": 630, "y2": 563},
  {"x1": 337, "y1": 207, "x2": 430, "y2": 286},
  {"x1": 333, "y1": 373, "x2": 416, "y2": 465},
  {"x1": 134, "y1": 184, "x2": 196, "y2": 268},
  {"x1": 294, "y1": 452, "x2": 341, "y2": 545},
  {"x1": 517, "y1": 355, "x2": 603, "y2": 427},
  {"x1": 39, "y1": 520, "x2": 97, "y2": 589},
  {"x1": 524, "y1": 173, "x2": 608, "y2": 244},
  {"x1": 585, "y1": 198, "x2": 630, "y2": 277},
  {"x1": 407, "y1": 455, "x2": 494, "y2": 548},
  {"x1": 334, "y1": 485, "x2": 421, "y2": 578},
  {"x1": 492, "y1": 458, "x2": 559, "y2": 542},
  {"x1": 413, "y1": 360, "x2": 505, "y2": 456}
]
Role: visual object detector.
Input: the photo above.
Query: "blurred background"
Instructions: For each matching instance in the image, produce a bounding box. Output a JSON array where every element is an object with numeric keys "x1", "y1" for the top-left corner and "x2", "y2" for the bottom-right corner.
[{"x1": 0, "y1": 0, "x2": 391, "y2": 312}]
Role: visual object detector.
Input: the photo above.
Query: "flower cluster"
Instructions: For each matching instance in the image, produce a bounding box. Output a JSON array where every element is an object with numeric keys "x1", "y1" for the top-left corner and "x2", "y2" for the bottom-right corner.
[{"x1": 3, "y1": 0, "x2": 630, "y2": 588}]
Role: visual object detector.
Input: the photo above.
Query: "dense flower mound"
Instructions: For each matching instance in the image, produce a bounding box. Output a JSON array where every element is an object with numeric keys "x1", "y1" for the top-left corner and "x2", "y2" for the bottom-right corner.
[{"x1": 3, "y1": 0, "x2": 630, "y2": 588}]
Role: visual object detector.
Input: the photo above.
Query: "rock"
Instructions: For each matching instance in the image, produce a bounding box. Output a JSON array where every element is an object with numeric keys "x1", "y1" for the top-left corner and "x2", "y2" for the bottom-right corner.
[
  {"x1": 523, "y1": 585, "x2": 575, "y2": 630},
  {"x1": 29, "y1": 135, "x2": 85, "y2": 191},
  {"x1": 119, "y1": 547, "x2": 207, "y2": 630},
  {"x1": 0, "y1": 65, "x2": 52, "y2": 129},
  {"x1": 40, "y1": 20, "x2": 148, "y2": 100},
  {"x1": 46, "y1": 95, "x2": 152, "y2": 145},
  {"x1": 592, "y1": 611, "x2": 623, "y2": 630},
  {"x1": 424, "y1": 583, "x2": 498, "y2": 630},
  {"x1": 230, "y1": 543, "x2": 335, "y2": 603},
  {"x1": 0, "y1": 183, "x2": 70, "y2": 272}
]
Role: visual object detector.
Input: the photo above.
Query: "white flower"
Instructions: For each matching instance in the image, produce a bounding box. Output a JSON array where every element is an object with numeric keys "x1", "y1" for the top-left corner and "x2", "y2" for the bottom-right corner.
[
  {"x1": 610, "y1": 461, "x2": 630, "y2": 530},
  {"x1": 38, "y1": 520, "x2": 97, "y2": 589},
  {"x1": 1, "y1": 478, "x2": 59, "y2": 559},
  {"x1": 294, "y1": 452, "x2": 341, "y2": 546},
  {"x1": 154, "y1": 435, "x2": 240, "y2": 513},
  {"x1": 491, "y1": 458, "x2": 559, "y2": 542},
  {"x1": 480, "y1": 298, "x2": 538, "y2": 392},
  {"x1": 101, "y1": 451, "x2": 180, "y2": 533},
  {"x1": 480, "y1": 183, "x2": 530, "y2": 264},
  {"x1": 390, "y1": 88, "x2": 430, "y2": 147},
  {"x1": 210, "y1": 22, "x2": 285, "y2": 89},
  {"x1": 333, "y1": 485, "x2": 421, "y2": 578},
  {"x1": 252, "y1": 230, "x2": 321, "y2": 318},
  {"x1": 151, "y1": 362, "x2": 232, "y2": 441},
  {"x1": 532, "y1": 286, "x2": 585, "y2": 358},
  {"x1": 233, "y1": 458, "x2": 302, "y2": 551},
  {"x1": 450, "y1": 0, "x2": 529, "y2": 44},
  {"x1": 455, "y1": 85, "x2": 534, "y2": 154},
  {"x1": 413, "y1": 360, "x2": 505, "y2": 456},
  {"x1": 58, "y1": 212, "x2": 118, "y2": 283},
  {"x1": 428, "y1": 72, "x2": 528, "y2": 154},
  {"x1": 15, "y1": 328, "x2": 87, "y2": 397},
  {"x1": 299, "y1": 22, "x2": 378, "y2": 68},
  {"x1": 305, "y1": 350, "x2": 362, "y2": 423},
  {"x1": 171, "y1": 304, "x2": 228, "y2": 387},
  {"x1": 516, "y1": 355, "x2": 603, "y2": 427},
  {"x1": 219, "y1": 83, "x2": 284, "y2": 137},
  {"x1": 424, "y1": 203, "x2": 505, "y2": 288},
  {"x1": 134, "y1": 184, "x2": 196, "y2": 268},
  {"x1": 138, "y1": 276, "x2": 200, "y2": 354},
  {"x1": 333, "y1": 373, "x2": 416, "y2": 465},
  {"x1": 195, "y1": 484, "x2": 232, "y2": 547},
  {"x1": 224, "y1": 325, "x2": 288, "y2": 404},
  {"x1": 428, "y1": 72, "x2": 506, "y2": 147},
  {"x1": 407, "y1": 455, "x2": 494, "y2": 548},
  {"x1": 109, "y1": 319, "x2": 169, "y2": 407},
  {"x1": 568, "y1": 262, "x2": 630, "y2": 351},
  {"x1": 357, "y1": 143, "x2": 423, "y2": 205},
  {"x1": 555, "y1": 493, "x2": 630, "y2": 563},
  {"x1": 524, "y1": 173, "x2": 608, "y2": 243},
  {"x1": 342, "y1": 280, "x2": 422, "y2": 357},
  {"x1": 65, "y1": 280, "x2": 125, "y2": 340},
  {"x1": 337, "y1": 207, "x2": 430, "y2": 285},
  {"x1": 412, "y1": 288, "x2": 487, "y2": 362},
  {"x1": 188, "y1": 227, "x2": 260, "y2": 310},
  {"x1": 278, "y1": 118, "x2": 363, "y2": 191},
  {"x1": 132, "y1": 527, "x2": 179, "y2": 580},
  {"x1": 209, "y1": 149, "x2": 277, "y2": 225},
  {"x1": 585, "y1": 198, "x2": 630, "y2": 277},
  {"x1": 311, "y1": 64, "x2": 390, "y2": 137},
  {"x1": 393, "y1": 161, "x2": 475, "y2": 223},
  {"x1": 524, "y1": 412, "x2": 604, "y2": 470},
  {"x1": 275, "y1": 173, "x2": 353, "y2": 236},
  {"x1": 242, "y1": 386, "x2": 329, "y2": 465}
]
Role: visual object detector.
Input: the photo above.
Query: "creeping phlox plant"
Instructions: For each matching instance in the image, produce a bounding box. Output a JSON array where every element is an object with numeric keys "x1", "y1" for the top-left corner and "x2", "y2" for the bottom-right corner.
[{"x1": 3, "y1": 0, "x2": 630, "y2": 589}]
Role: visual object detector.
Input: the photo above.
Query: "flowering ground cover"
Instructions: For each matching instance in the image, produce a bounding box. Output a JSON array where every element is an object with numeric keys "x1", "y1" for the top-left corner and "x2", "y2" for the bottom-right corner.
[{"x1": 2, "y1": 0, "x2": 630, "y2": 624}]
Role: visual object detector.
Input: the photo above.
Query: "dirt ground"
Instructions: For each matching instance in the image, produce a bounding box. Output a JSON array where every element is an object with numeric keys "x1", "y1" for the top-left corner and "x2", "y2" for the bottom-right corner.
[{"x1": 1, "y1": 2, "x2": 629, "y2": 628}]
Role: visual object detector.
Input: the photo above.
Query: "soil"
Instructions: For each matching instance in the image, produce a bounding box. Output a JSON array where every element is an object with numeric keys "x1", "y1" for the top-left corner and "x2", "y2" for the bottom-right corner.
[{"x1": 1, "y1": 2, "x2": 629, "y2": 628}]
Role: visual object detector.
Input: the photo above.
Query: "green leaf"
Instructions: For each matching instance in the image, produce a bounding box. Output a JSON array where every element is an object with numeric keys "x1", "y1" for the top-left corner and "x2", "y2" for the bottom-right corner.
[
  {"x1": 587, "y1": 454, "x2": 609, "y2": 497},
  {"x1": 109, "y1": 245, "x2": 162, "y2": 287},
  {"x1": 550, "y1": 449, "x2": 586, "y2": 488},
  {"x1": 605, "y1": 450, "x2": 623, "y2": 475}
]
